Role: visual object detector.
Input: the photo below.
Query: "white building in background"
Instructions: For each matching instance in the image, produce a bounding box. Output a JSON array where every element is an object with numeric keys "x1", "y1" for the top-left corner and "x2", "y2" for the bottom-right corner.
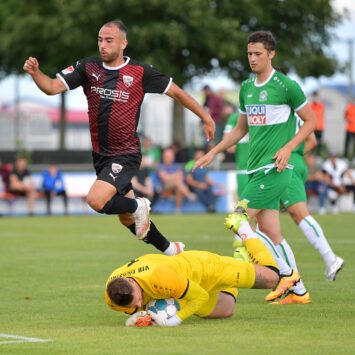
[
  {"x1": 0, "y1": 92, "x2": 206, "y2": 151},
  {"x1": 0, "y1": 86, "x2": 350, "y2": 153},
  {"x1": 138, "y1": 92, "x2": 204, "y2": 147}
]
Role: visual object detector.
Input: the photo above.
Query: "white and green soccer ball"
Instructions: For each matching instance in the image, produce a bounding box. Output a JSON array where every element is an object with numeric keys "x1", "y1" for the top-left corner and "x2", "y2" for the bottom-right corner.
[{"x1": 146, "y1": 298, "x2": 180, "y2": 320}]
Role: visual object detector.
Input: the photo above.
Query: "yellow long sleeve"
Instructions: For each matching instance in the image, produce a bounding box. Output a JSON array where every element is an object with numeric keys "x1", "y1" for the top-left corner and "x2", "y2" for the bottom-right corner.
[{"x1": 177, "y1": 279, "x2": 210, "y2": 321}]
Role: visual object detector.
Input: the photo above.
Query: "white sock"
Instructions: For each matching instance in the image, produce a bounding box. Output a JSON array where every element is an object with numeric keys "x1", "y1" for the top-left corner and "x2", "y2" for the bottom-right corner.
[
  {"x1": 277, "y1": 239, "x2": 307, "y2": 295},
  {"x1": 277, "y1": 239, "x2": 298, "y2": 271},
  {"x1": 134, "y1": 198, "x2": 142, "y2": 213},
  {"x1": 255, "y1": 229, "x2": 293, "y2": 276},
  {"x1": 299, "y1": 215, "x2": 336, "y2": 267},
  {"x1": 238, "y1": 221, "x2": 259, "y2": 240},
  {"x1": 164, "y1": 242, "x2": 177, "y2": 256}
]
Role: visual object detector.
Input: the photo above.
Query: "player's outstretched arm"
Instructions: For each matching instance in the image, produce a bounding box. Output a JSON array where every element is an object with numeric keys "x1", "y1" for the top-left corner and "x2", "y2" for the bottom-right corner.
[
  {"x1": 23, "y1": 57, "x2": 66, "y2": 95},
  {"x1": 166, "y1": 83, "x2": 215, "y2": 141},
  {"x1": 147, "y1": 280, "x2": 209, "y2": 327},
  {"x1": 193, "y1": 114, "x2": 248, "y2": 170}
]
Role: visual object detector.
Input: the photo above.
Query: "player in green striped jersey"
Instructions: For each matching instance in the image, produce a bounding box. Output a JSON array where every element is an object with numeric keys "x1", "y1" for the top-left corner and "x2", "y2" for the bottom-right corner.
[{"x1": 195, "y1": 31, "x2": 316, "y2": 303}]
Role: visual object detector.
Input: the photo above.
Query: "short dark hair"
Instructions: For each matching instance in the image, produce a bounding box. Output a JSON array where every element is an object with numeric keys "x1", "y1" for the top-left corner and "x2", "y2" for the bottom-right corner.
[
  {"x1": 248, "y1": 31, "x2": 276, "y2": 51},
  {"x1": 103, "y1": 20, "x2": 128, "y2": 35},
  {"x1": 107, "y1": 278, "x2": 133, "y2": 306},
  {"x1": 274, "y1": 66, "x2": 287, "y2": 75}
]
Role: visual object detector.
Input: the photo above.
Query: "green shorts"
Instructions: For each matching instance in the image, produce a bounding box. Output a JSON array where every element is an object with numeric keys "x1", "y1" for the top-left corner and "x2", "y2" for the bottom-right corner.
[
  {"x1": 236, "y1": 172, "x2": 249, "y2": 198},
  {"x1": 240, "y1": 168, "x2": 293, "y2": 210},
  {"x1": 280, "y1": 154, "x2": 308, "y2": 208}
]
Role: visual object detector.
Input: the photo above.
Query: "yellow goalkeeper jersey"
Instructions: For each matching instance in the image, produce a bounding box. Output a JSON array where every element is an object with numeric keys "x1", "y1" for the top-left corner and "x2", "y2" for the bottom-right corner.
[{"x1": 105, "y1": 250, "x2": 255, "y2": 321}]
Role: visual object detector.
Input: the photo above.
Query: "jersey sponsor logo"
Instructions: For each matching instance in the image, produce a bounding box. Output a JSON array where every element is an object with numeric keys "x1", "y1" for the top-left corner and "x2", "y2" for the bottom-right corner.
[
  {"x1": 112, "y1": 163, "x2": 123, "y2": 174},
  {"x1": 259, "y1": 90, "x2": 268, "y2": 102},
  {"x1": 247, "y1": 105, "x2": 266, "y2": 125},
  {"x1": 123, "y1": 75, "x2": 133, "y2": 87},
  {"x1": 91, "y1": 86, "x2": 129, "y2": 102},
  {"x1": 62, "y1": 66, "x2": 74, "y2": 75}
]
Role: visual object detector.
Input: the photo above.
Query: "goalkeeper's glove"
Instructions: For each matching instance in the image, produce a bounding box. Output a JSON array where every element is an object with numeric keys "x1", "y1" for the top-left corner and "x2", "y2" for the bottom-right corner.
[
  {"x1": 125, "y1": 311, "x2": 153, "y2": 327},
  {"x1": 148, "y1": 311, "x2": 182, "y2": 327}
]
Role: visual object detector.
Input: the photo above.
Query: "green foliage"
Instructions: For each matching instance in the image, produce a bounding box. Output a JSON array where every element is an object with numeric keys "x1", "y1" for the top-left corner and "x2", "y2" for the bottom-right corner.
[
  {"x1": 0, "y1": 213, "x2": 354, "y2": 354},
  {"x1": 0, "y1": 0, "x2": 344, "y2": 84}
]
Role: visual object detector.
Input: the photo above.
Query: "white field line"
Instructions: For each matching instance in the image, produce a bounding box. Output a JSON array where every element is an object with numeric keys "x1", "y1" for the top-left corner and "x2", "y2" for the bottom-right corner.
[{"x1": 0, "y1": 333, "x2": 51, "y2": 345}]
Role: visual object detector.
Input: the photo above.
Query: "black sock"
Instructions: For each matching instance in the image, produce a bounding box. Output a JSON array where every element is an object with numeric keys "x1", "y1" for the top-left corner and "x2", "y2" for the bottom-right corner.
[
  {"x1": 98, "y1": 195, "x2": 137, "y2": 214},
  {"x1": 127, "y1": 222, "x2": 170, "y2": 252}
]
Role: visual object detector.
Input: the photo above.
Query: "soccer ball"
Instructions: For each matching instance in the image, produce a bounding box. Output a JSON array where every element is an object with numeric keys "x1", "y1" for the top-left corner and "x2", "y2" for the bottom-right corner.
[{"x1": 146, "y1": 298, "x2": 180, "y2": 320}]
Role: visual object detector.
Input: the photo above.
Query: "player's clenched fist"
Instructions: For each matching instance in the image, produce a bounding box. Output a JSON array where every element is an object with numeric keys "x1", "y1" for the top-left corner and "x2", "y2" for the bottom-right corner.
[{"x1": 23, "y1": 57, "x2": 39, "y2": 75}]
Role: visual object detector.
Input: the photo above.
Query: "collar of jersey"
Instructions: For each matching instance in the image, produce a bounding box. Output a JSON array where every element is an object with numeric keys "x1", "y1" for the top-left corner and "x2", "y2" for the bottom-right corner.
[
  {"x1": 102, "y1": 56, "x2": 130, "y2": 70},
  {"x1": 254, "y1": 68, "x2": 275, "y2": 87}
]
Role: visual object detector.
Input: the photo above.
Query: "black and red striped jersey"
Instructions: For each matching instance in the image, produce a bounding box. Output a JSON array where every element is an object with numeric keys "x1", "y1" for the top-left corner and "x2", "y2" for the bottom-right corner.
[{"x1": 57, "y1": 56, "x2": 172, "y2": 156}]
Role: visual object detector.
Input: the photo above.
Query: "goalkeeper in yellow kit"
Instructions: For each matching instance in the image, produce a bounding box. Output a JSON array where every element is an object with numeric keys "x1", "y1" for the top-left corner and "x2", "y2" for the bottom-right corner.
[{"x1": 105, "y1": 235, "x2": 279, "y2": 327}]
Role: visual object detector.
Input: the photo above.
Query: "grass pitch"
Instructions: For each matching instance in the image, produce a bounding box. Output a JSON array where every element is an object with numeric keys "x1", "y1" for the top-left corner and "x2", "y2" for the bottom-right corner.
[{"x1": 1, "y1": 213, "x2": 355, "y2": 354}]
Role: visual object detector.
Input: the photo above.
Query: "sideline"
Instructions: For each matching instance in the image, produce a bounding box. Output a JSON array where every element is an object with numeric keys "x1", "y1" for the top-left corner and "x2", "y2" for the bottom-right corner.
[{"x1": 0, "y1": 333, "x2": 51, "y2": 345}]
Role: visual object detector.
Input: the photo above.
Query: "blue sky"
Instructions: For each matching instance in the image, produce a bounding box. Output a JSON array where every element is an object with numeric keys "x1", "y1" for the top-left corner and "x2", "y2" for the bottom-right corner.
[{"x1": 0, "y1": 0, "x2": 354, "y2": 110}]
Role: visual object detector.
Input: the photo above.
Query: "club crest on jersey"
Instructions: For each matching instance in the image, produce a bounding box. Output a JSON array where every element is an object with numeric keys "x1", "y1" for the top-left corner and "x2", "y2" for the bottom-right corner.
[
  {"x1": 123, "y1": 75, "x2": 133, "y2": 87},
  {"x1": 247, "y1": 105, "x2": 266, "y2": 125},
  {"x1": 111, "y1": 163, "x2": 123, "y2": 174},
  {"x1": 62, "y1": 66, "x2": 74, "y2": 75},
  {"x1": 259, "y1": 90, "x2": 268, "y2": 102}
]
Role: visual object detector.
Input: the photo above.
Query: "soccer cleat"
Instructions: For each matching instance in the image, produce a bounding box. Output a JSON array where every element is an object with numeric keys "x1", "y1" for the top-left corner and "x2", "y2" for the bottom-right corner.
[
  {"x1": 232, "y1": 239, "x2": 250, "y2": 262},
  {"x1": 325, "y1": 256, "x2": 344, "y2": 281},
  {"x1": 271, "y1": 291, "x2": 311, "y2": 305},
  {"x1": 265, "y1": 270, "x2": 301, "y2": 302},
  {"x1": 134, "y1": 197, "x2": 151, "y2": 240},
  {"x1": 233, "y1": 247, "x2": 250, "y2": 262},
  {"x1": 232, "y1": 238, "x2": 244, "y2": 248},
  {"x1": 233, "y1": 199, "x2": 249, "y2": 213},
  {"x1": 224, "y1": 199, "x2": 250, "y2": 234},
  {"x1": 173, "y1": 241, "x2": 185, "y2": 255}
]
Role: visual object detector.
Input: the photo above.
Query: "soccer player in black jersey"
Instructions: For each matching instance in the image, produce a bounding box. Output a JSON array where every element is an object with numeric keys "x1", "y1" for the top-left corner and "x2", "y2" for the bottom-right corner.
[{"x1": 23, "y1": 20, "x2": 215, "y2": 256}]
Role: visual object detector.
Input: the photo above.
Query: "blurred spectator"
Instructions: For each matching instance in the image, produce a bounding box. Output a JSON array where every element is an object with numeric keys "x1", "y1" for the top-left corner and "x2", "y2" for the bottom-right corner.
[
  {"x1": 41, "y1": 163, "x2": 68, "y2": 215},
  {"x1": 218, "y1": 88, "x2": 236, "y2": 124},
  {"x1": 132, "y1": 156, "x2": 159, "y2": 207},
  {"x1": 185, "y1": 149, "x2": 221, "y2": 213},
  {"x1": 322, "y1": 152, "x2": 355, "y2": 213},
  {"x1": 305, "y1": 153, "x2": 328, "y2": 215},
  {"x1": 156, "y1": 147, "x2": 196, "y2": 213},
  {"x1": 141, "y1": 136, "x2": 161, "y2": 170},
  {"x1": 0, "y1": 161, "x2": 12, "y2": 194},
  {"x1": 309, "y1": 91, "x2": 325, "y2": 155},
  {"x1": 344, "y1": 97, "x2": 355, "y2": 161},
  {"x1": 202, "y1": 85, "x2": 225, "y2": 144},
  {"x1": 8, "y1": 157, "x2": 36, "y2": 215},
  {"x1": 171, "y1": 140, "x2": 189, "y2": 163}
]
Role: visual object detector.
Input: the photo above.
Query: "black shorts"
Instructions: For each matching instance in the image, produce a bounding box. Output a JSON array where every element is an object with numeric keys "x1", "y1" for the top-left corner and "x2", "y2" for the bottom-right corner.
[{"x1": 92, "y1": 152, "x2": 142, "y2": 195}]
